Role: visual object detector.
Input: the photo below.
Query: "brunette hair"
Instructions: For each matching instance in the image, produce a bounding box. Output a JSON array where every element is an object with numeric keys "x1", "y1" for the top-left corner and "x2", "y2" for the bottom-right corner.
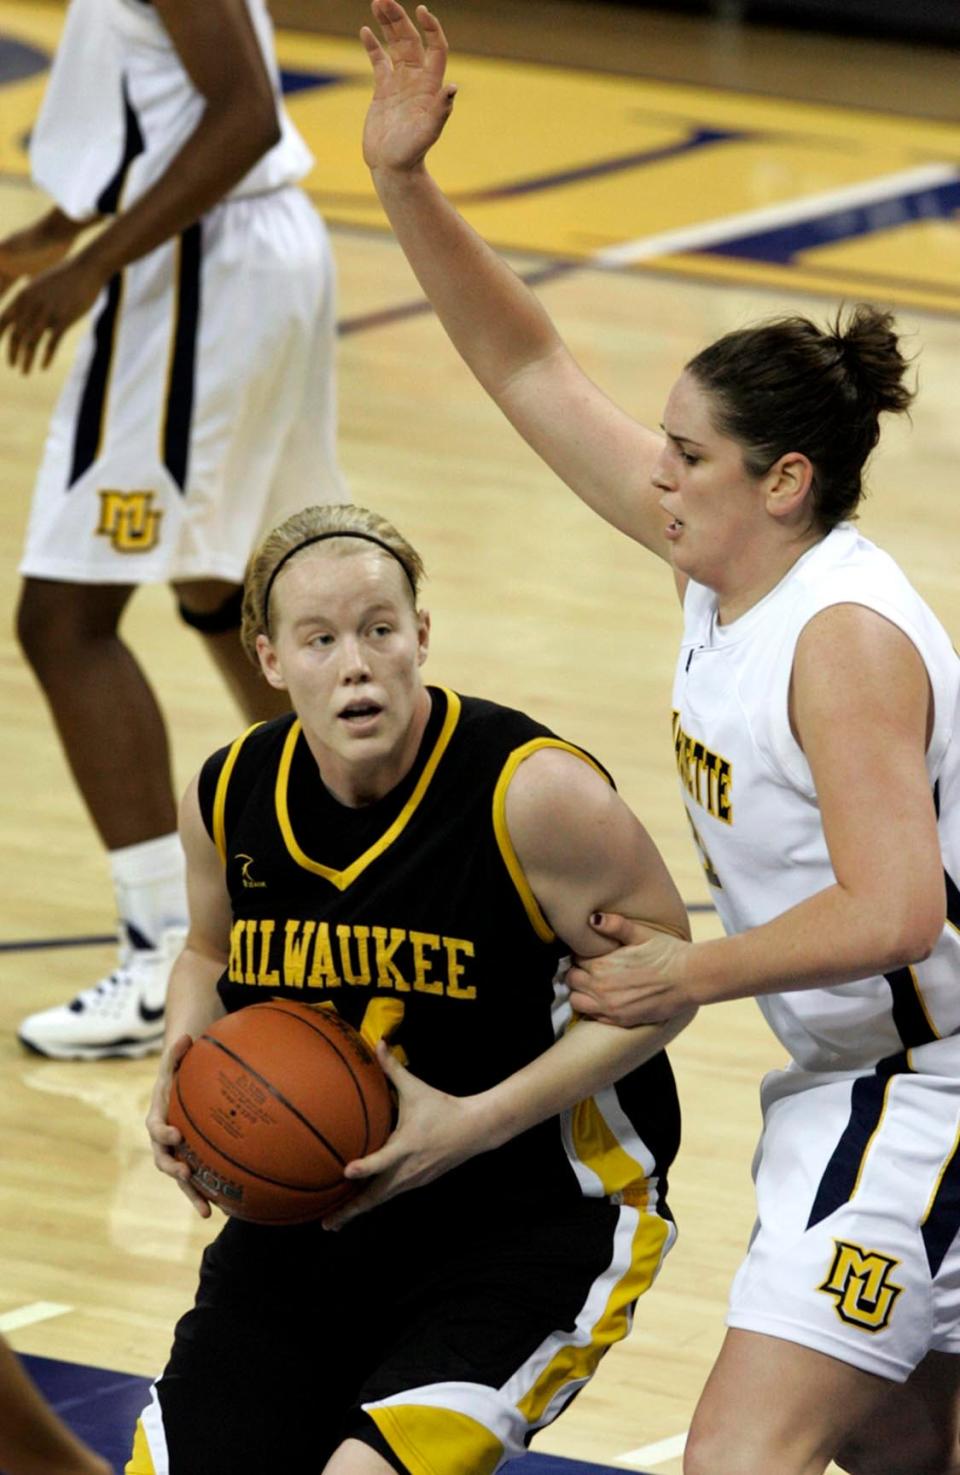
[{"x1": 686, "y1": 304, "x2": 915, "y2": 529}]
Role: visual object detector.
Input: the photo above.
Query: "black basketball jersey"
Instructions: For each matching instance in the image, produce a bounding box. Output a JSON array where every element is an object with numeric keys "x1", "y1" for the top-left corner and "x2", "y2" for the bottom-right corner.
[{"x1": 198, "y1": 686, "x2": 680, "y2": 1213}]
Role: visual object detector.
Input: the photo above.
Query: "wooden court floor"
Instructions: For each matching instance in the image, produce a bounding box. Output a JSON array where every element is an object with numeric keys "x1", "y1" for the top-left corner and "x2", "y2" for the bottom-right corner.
[{"x1": 0, "y1": 4, "x2": 957, "y2": 1471}]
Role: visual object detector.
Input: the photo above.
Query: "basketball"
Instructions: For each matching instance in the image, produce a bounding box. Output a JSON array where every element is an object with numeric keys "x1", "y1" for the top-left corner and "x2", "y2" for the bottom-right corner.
[{"x1": 167, "y1": 1001, "x2": 394, "y2": 1225}]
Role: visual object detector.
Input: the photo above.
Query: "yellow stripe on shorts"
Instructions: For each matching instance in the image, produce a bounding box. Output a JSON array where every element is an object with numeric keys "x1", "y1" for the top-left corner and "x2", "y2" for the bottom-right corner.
[
  {"x1": 124, "y1": 1418, "x2": 157, "y2": 1475},
  {"x1": 368, "y1": 1403, "x2": 503, "y2": 1475}
]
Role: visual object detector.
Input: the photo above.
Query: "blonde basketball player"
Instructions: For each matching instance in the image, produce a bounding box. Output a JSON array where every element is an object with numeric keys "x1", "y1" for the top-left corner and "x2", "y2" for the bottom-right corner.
[
  {"x1": 3, "y1": 0, "x2": 346, "y2": 1060},
  {"x1": 131, "y1": 502, "x2": 695, "y2": 1475},
  {"x1": 359, "y1": 5, "x2": 960, "y2": 1473}
]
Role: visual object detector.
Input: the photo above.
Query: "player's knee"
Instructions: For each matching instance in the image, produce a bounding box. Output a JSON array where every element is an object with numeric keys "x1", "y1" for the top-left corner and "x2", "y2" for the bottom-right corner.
[
  {"x1": 175, "y1": 581, "x2": 244, "y2": 635},
  {"x1": 16, "y1": 579, "x2": 125, "y2": 673},
  {"x1": 683, "y1": 1423, "x2": 738, "y2": 1475},
  {"x1": 835, "y1": 1425, "x2": 959, "y2": 1475}
]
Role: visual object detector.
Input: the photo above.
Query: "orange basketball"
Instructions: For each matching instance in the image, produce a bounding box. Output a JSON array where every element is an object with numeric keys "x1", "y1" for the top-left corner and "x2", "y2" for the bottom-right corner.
[{"x1": 167, "y1": 1001, "x2": 394, "y2": 1225}]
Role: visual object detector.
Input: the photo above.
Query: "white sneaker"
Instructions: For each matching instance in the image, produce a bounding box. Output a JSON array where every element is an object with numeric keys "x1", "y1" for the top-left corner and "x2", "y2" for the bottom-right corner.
[{"x1": 18, "y1": 925, "x2": 187, "y2": 1061}]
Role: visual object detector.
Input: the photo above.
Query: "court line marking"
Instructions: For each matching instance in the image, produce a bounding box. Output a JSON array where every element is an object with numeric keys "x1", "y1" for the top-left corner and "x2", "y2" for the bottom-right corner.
[
  {"x1": 0, "y1": 1301, "x2": 72, "y2": 1333},
  {"x1": 616, "y1": 1431, "x2": 687, "y2": 1468},
  {"x1": 0, "y1": 906, "x2": 718, "y2": 954},
  {"x1": 591, "y1": 162, "x2": 958, "y2": 267}
]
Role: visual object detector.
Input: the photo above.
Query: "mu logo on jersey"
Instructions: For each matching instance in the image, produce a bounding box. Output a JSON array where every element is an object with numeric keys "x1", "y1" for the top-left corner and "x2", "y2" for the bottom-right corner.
[
  {"x1": 819, "y1": 1239, "x2": 904, "y2": 1332},
  {"x1": 96, "y1": 491, "x2": 162, "y2": 552}
]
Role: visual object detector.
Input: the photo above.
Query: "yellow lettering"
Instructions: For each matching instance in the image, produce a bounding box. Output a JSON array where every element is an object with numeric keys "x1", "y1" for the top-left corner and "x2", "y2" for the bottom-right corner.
[
  {"x1": 257, "y1": 920, "x2": 279, "y2": 987},
  {"x1": 307, "y1": 923, "x2": 341, "y2": 989},
  {"x1": 337, "y1": 925, "x2": 372, "y2": 987},
  {"x1": 358, "y1": 997, "x2": 408, "y2": 1065},
  {"x1": 243, "y1": 920, "x2": 257, "y2": 985},
  {"x1": 444, "y1": 937, "x2": 476, "y2": 999},
  {"x1": 228, "y1": 921, "x2": 245, "y2": 983},
  {"x1": 372, "y1": 926, "x2": 411, "y2": 991},
  {"x1": 410, "y1": 931, "x2": 442, "y2": 995},
  {"x1": 282, "y1": 920, "x2": 315, "y2": 988},
  {"x1": 717, "y1": 760, "x2": 733, "y2": 822}
]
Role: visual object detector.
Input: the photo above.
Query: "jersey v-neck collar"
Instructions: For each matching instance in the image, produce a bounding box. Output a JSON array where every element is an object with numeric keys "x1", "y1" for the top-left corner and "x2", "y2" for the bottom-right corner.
[{"x1": 273, "y1": 686, "x2": 461, "y2": 890}]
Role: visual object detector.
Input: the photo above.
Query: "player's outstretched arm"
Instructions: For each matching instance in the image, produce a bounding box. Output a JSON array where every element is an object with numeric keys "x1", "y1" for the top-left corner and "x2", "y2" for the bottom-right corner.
[
  {"x1": 0, "y1": 0, "x2": 282, "y2": 373},
  {"x1": 0, "y1": 1333, "x2": 111, "y2": 1475},
  {"x1": 362, "y1": 1, "x2": 670, "y2": 556},
  {"x1": 145, "y1": 772, "x2": 230, "y2": 1219}
]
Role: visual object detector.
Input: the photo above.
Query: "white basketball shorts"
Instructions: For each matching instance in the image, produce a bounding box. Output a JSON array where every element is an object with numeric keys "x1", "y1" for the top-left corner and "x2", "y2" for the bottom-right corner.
[
  {"x1": 727, "y1": 1043, "x2": 960, "y2": 1381},
  {"x1": 20, "y1": 185, "x2": 346, "y2": 585}
]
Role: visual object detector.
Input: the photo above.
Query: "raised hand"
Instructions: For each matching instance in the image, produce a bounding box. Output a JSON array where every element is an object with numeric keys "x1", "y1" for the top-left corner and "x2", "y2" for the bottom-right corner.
[{"x1": 361, "y1": 0, "x2": 458, "y2": 174}]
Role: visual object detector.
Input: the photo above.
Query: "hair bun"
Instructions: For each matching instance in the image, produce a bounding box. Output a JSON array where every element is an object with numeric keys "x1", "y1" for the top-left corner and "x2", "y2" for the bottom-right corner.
[{"x1": 832, "y1": 304, "x2": 915, "y2": 416}]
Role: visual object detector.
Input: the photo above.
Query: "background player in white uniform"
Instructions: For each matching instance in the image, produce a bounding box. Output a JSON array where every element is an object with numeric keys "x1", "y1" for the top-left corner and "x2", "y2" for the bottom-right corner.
[
  {"x1": 1, "y1": 0, "x2": 346, "y2": 1061},
  {"x1": 356, "y1": 5, "x2": 960, "y2": 1471}
]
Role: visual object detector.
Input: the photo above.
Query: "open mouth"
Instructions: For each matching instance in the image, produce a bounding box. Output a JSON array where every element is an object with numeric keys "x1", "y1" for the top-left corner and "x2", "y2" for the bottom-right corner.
[{"x1": 338, "y1": 701, "x2": 383, "y2": 724}]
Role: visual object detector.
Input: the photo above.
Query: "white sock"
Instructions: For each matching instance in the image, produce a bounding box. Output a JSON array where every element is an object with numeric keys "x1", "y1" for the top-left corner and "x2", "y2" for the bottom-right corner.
[{"x1": 109, "y1": 834, "x2": 189, "y2": 952}]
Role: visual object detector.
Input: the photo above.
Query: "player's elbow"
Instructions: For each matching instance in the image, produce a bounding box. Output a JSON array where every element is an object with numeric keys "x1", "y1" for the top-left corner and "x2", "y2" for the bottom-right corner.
[
  {"x1": 245, "y1": 95, "x2": 282, "y2": 158},
  {"x1": 878, "y1": 893, "x2": 945, "y2": 969}
]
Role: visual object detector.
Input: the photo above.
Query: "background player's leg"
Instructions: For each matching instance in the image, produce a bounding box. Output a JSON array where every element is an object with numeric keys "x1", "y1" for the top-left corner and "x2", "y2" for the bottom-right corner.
[
  {"x1": 173, "y1": 577, "x2": 289, "y2": 723},
  {"x1": 16, "y1": 578, "x2": 176, "y2": 847},
  {"x1": 835, "y1": 1350, "x2": 960, "y2": 1474},
  {"x1": 684, "y1": 1329, "x2": 889, "y2": 1475},
  {"x1": 16, "y1": 576, "x2": 188, "y2": 1059}
]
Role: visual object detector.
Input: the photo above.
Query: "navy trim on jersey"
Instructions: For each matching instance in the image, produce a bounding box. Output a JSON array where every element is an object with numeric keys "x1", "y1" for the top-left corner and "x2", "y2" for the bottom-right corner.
[
  {"x1": 884, "y1": 965, "x2": 939, "y2": 1048},
  {"x1": 945, "y1": 865, "x2": 960, "y2": 933},
  {"x1": 922, "y1": 1135, "x2": 960, "y2": 1277},
  {"x1": 67, "y1": 272, "x2": 123, "y2": 488},
  {"x1": 162, "y1": 222, "x2": 203, "y2": 491},
  {"x1": 95, "y1": 80, "x2": 145, "y2": 215},
  {"x1": 806, "y1": 1051, "x2": 913, "y2": 1229}
]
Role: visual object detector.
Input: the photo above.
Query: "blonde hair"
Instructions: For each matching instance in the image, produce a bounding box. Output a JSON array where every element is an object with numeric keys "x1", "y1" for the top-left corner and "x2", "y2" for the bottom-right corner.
[{"x1": 241, "y1": 504, "x2": 426, "y2": 664}]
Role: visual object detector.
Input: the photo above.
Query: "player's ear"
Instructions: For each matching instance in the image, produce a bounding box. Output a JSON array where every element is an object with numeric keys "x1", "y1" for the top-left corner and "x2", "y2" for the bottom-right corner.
[
  {"x1": 765, "y1": 451, "x2": 813, "y2": 522},
  {"x1": 256, "y1": 633, "x2": 288, "y2": 690},
  {"x1": 416, "y1": 608, "x2": 431, "y2": 666}
]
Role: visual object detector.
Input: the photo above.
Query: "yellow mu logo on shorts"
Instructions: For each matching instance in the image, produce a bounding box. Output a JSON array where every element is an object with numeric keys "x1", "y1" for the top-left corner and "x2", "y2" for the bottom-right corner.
[
  {"x1": 96, "y1": 491, "x2": 162, "y2": 552},
  {"x1": 819, "y1": 1239, "x2": 904, "y2": 1332}
]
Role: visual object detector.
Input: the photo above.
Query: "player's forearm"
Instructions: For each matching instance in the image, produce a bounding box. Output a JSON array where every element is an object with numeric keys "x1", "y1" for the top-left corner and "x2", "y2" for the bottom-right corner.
[
  {"x1": 372, "y1": 163, "x2": 563, "y2": 399},
  {"x1": 72, "y1": 99, "x2": 279, "y2": 283},
  {"x1": 162, "y1": 944, "x2": 227, "y2": 1048},
  {"x1": 686, "y1": 882, "x2": 944, "y2": 1004},
  {"x1": 473, "y1": 1007, "x2": 695, "y2": 1151}
]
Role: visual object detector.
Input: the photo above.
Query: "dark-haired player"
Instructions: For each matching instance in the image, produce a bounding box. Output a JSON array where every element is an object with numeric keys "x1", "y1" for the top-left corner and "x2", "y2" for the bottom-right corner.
[{"x1": 359, "y1": 5, "x2": 960, "y2": 1471}]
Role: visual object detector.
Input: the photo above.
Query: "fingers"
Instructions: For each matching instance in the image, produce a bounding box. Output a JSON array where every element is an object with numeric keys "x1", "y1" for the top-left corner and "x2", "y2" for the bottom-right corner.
[
  {"x1": 0, "y1": 302, "x2": 61, "y2": 375},
  {"x1": 589, "y1": 910, "x2": 651, "y2": 944},
  {"x1": 360, "y1": 24, "x2": 392, "y2": 82},
  {"x1": 416, "y1": 5, "x2": 450, "y2": 84},
  {"x1": 371, "y1": 0, "x2": 426, "y2": 67}
]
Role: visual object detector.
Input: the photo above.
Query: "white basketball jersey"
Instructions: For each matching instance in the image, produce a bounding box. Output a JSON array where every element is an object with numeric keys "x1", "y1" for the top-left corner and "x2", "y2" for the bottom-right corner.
[
  {"x1": 30, "y1": 0, "x2": 312, "y2": 221},
  {"x1": 673, "y1": 523, "x2": 960, "y2": 1075}
]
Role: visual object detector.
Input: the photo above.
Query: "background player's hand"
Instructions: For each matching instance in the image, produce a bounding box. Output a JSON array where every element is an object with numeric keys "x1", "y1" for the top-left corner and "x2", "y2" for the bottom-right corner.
[
  {"x1": 568, "y1": 914, "x2": 696, "y2": 1026},
  {"x1": 321, "y1": 1041, "x2": 484, "y2": 1228},
  {"x1": 0, "y1": 252, "x2": 105, "y2": 374},
  {"x1": 0, "y1": 208, "x2": 85, "y2": 300},
  {"x1": 361, "y1": 1, "x2": 458, "y2": 174},
  {"x1": 146, "y1": 1034, "x2": 212, "y2": 1218}
]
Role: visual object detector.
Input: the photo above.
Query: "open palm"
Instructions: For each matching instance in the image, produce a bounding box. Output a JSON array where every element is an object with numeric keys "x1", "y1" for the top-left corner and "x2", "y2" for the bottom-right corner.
[{"x1": 361, "y1": 0, "x2": 457, "y2": 173}]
